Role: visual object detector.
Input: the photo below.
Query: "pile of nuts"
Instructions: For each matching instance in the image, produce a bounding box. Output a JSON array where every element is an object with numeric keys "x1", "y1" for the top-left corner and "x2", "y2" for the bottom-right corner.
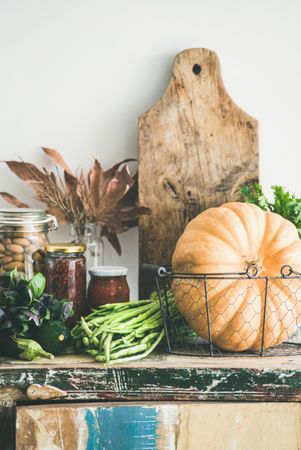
[{"x1": 0, "y1": 233, "x2": 46, "y2": 276}]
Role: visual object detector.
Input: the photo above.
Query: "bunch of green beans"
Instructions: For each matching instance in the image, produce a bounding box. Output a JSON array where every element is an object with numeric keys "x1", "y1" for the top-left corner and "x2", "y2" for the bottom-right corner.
[{"x1": 71, "y1": 292, "x2": 174, "y2": 365}]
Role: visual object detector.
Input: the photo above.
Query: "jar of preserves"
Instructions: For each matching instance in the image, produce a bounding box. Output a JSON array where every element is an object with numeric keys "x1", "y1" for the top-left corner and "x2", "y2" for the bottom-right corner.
[
  {"x1": 87, "y1": 266, "x2": 130, "y2": 309},
  {"x1": 0, "y1": 208, "x2": 57, "y2": 278},
  {"x1": 45, "y1": 243, "x2": 86, "y2": 327}
]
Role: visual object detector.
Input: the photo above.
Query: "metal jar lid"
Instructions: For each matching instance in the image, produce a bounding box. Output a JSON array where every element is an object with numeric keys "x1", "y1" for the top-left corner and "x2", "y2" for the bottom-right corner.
[
  {"x1": 46, "y1": 243, "x2": 86, "y2": 254},
  {"x1": 0, "y1": 208, "x2": 57, "y2": 230},
  {"x1": 89, "y1": 266, "x2": 128, "y2": 277}
]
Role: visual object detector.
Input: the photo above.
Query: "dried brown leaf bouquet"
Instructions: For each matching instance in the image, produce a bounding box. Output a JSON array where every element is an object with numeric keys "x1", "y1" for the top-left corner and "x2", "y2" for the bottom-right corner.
[{"x1": 0, "y1": 148, "x2": 150, "y2": 254}]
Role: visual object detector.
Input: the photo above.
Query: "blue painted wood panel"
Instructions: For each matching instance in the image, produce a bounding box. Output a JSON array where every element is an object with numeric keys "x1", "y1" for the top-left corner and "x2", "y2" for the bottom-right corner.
[
  {"x1": 16, "y1": 402, "x2": 301, "y2": 450},
  {"x1": 85, "y1": 406, "x2": 159, "y2": 450}
]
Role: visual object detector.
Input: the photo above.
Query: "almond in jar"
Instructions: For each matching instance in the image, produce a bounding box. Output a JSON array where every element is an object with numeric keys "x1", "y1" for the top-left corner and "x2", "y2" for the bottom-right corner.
[{"x1": 0, "y1": 208, "x2": 57, "y2": 278}]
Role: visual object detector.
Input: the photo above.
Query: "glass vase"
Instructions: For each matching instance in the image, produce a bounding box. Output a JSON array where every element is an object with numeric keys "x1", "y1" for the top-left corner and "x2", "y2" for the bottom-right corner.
[{"x1": 69, "y1": 223, "x2": 104, "y2": 271}]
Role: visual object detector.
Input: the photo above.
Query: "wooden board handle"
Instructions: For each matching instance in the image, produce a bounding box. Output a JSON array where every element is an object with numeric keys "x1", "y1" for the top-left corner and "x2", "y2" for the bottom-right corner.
[{"x1": 139, "y1": 48, "x2": 259, "y2": 274}]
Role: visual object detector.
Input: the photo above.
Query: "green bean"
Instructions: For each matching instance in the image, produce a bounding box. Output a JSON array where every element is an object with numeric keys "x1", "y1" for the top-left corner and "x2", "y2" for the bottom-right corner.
[
  {"x1": 91, "y1": 336, "x2": 100, "y2": 346},
  {"x1": 122, "y1": 334, "x2": 136, "y2": 345},
  {"x1": 94, "y1": 354, "x2": 106, "y2": 362},
  {"x1": 94, "y1": 342, "x2": 149, "y2": 362},
  {"x1": 109, "y1": 343, "x2": 148, "y2": 360},
  {"x1": 86, "y1": 349, "x2": 98, "y2": 356},
  {"x1": 96, "y1": 303, "x2": 128, "y2": 309},
  {"x1": 82, "y1": 337, "x2": 90, "y2": 347},
  {"x1": 90, "y1": 326, "x2": 107, "y2": 341},
  {"x1": 104, "y1": 333, "x2": 113, "y2": 362},
  {"x1": 71, "y1": 292, "x2": 180, "y2": 366},
  {"x1": 99, "y1": 331, "x2": 108, "y2": 347},
  {"x1": 107, "y1": 330, "x2": 165, "y2": 365},
  {"x1": 109, "y1": 305, "x2": 159, "y2": 330},
  {"x1": 108, "y1": 311, "x2": 161, "y2": 332},
  {"x1": 108, "y1": 304, "x2": 156, "y2": 325},
  {"x1": 149, "y1": 291, "x2": 158, "y2": 301},
  {"x1": 109, "y1": 342, "x2": 135, "y2": 352},
  {"x1": 110, "y1": 338, "x2": 124, "y2": 349},
  {"x1": 70, "y1": 324, "x2": 81, "y2": 336},
  {"x1": 89, "y1": 317, "x2": 109, "y2": 326},
  {"x1": 134, "y1": 319, "x2": 162, "y2": 335},
  {"x1": 80, "y1": 317, "x2": 93, "y2": 336},
  {"x1": 71, "y1": 323, "x2": 88, "y2": 339},
  {"x1": 141, "y1": 331, "x2": 160, "y2": 344},
  {"x1": 96, "y1": 327, "x2": 135, "y2": 335}
]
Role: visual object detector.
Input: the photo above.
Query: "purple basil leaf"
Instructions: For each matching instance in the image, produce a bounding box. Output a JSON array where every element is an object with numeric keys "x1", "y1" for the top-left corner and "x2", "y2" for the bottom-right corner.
[
  {"x1": 22, "y1": 309, "x2": 40, "y2": 326},
  {"x1": 38, "y1": 293, "x2": 54, "y2": 310},
  {"x1": 59, "y1": 301, "x2": 73, "y2": 322}
]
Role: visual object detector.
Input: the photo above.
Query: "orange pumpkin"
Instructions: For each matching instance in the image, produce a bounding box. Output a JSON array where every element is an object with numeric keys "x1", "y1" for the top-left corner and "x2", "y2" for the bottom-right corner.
[{"x1": 172, "y1": 202, "x2": 301, "y2": 351}]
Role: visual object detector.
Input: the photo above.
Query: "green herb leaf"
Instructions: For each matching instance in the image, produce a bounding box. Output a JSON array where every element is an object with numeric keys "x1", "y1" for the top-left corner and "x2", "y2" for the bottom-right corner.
[
  {"x1": 0, "y1": 271, "x2": 74, "y2": 342},
  {"x1": 240, "y1": 183, "x2": 301, "y2": 237},
  {"x1": 28, "y1": 273, "x2": 46, "y2": 299}
]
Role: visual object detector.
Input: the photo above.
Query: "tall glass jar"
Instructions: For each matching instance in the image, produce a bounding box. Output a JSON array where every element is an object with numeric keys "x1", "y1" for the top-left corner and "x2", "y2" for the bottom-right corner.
[
  {"x1": 70, "y1": 222, "x2": 104, "y2": 271},
  {"x1": 45, "y1": 243, "x2": 86, "y2": 328},
  {"x1": 0, "y1": 208, "x2": 57, "y2": 278}
]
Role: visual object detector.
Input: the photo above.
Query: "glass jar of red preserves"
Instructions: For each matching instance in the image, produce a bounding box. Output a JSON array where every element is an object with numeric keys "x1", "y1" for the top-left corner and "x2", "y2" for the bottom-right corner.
[
  {"x1": 87, "y1": 266, "x2": 129, "y2": 309},
  {"x1": 45, "y1": 243, "x2": 86, "y2": 327}
]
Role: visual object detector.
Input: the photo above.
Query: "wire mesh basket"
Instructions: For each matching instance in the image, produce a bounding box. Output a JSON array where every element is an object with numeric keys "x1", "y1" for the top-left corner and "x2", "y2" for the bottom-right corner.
[{"x1": 156, "y1": 264, "x2": 301, "y2": 357}]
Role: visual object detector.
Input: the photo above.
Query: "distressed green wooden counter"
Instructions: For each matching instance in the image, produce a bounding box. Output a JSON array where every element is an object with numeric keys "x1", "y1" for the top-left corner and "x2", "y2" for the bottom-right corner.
[{"x1": 0, "y1": 353, "x2": 300, "y2": 449}]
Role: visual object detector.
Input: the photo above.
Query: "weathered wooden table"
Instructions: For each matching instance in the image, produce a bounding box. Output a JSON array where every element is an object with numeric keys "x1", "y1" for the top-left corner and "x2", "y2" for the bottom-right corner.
[{"x1": 0, "y1": 353, "x2": 300, "y2": 449}]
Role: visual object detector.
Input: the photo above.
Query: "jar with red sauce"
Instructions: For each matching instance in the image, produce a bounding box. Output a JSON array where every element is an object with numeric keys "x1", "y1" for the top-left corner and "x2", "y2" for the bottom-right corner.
[
  {"x1": 45, "y1": 243, "x2": 86, "y2": 327},
  {"x1": 87, "y1": 266, "x2": 130, "y2": 309}
]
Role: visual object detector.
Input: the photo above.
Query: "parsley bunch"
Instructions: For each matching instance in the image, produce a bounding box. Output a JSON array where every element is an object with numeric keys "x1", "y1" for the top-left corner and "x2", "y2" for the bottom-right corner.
[{"x1": 240, "y1": 183, "x2": 301, "y2": 237}]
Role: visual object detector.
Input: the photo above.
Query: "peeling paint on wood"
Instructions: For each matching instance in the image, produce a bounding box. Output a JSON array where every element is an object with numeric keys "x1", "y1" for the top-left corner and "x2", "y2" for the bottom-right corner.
[
  {"x1": 85, "y1": 406, "x2": 160, "y2": 449},
  {"x1": 0, "y1": 354, "x2": 300, "y2": 448},
  {"x1": 16, "y1": 402, "x2": 301, "y2": 450},
  {"x1": 0, "y1": 366, "x2": 299, "y2": 402}
]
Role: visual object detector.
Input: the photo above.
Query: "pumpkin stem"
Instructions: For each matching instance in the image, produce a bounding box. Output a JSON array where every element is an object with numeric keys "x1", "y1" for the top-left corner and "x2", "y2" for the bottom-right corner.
[{"x1": 243, "y1": 255, "x2": 263, "y2": 275}]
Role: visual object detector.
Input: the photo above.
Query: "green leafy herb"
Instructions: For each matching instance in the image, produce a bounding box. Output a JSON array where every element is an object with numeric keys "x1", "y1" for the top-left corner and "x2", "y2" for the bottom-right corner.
[
  {"x1": 240, "y1": 183, "x2": 301, "y2": 237},
  {"x1": 27, "y1": 273, "x2": 46, "y2": 299},
  {"x1": 0, "y1": 270, "x2": 73, "y2": 337}
]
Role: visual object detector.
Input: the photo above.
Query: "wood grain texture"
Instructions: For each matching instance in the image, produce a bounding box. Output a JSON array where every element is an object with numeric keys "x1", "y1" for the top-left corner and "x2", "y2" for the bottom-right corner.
[
  {"x1": 177, "y1": 402, "x2": 301, "y2": 450},
  {"x1": 139, "y1": 48, "x2": 258, "y2": 268},
  {"x1": 1, "y1": 352, "x2": 300, "y2": 369},
  {"x1": 1, "y1": 353, "x2": 300, "y2": 448},
  {"x1": 16, "y1": 402, "x2": 300, "y2": 450}
]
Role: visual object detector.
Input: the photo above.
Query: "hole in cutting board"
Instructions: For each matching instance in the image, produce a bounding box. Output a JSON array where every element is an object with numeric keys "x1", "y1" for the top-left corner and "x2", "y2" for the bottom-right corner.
[{"x1": 192, "y1": 64, "x2": 202, "y2": 75}]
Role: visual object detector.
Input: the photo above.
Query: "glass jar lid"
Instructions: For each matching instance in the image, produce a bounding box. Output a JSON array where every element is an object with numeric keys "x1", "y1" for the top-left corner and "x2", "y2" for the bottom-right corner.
[
  {"x1": 89, "y1": 266, "x2": 128, "y2": 277},
  {"x1": 46, "y1": 243, "x2": 86, "y2": 254},
  {"x1": 0, "y1": 208, "x2": 57, "y2": 230}
]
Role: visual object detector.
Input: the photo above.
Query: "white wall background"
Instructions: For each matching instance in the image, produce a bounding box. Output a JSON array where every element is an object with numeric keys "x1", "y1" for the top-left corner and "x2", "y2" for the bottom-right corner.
[{"x1": 0, "y1": 0, "x2": 300, "y2": 298}]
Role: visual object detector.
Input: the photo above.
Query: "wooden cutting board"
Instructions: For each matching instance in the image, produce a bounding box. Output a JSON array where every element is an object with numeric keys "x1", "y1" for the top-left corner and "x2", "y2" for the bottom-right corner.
[{"x1": 138, "y1": 48, "x2": 258, "y2": 284}]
